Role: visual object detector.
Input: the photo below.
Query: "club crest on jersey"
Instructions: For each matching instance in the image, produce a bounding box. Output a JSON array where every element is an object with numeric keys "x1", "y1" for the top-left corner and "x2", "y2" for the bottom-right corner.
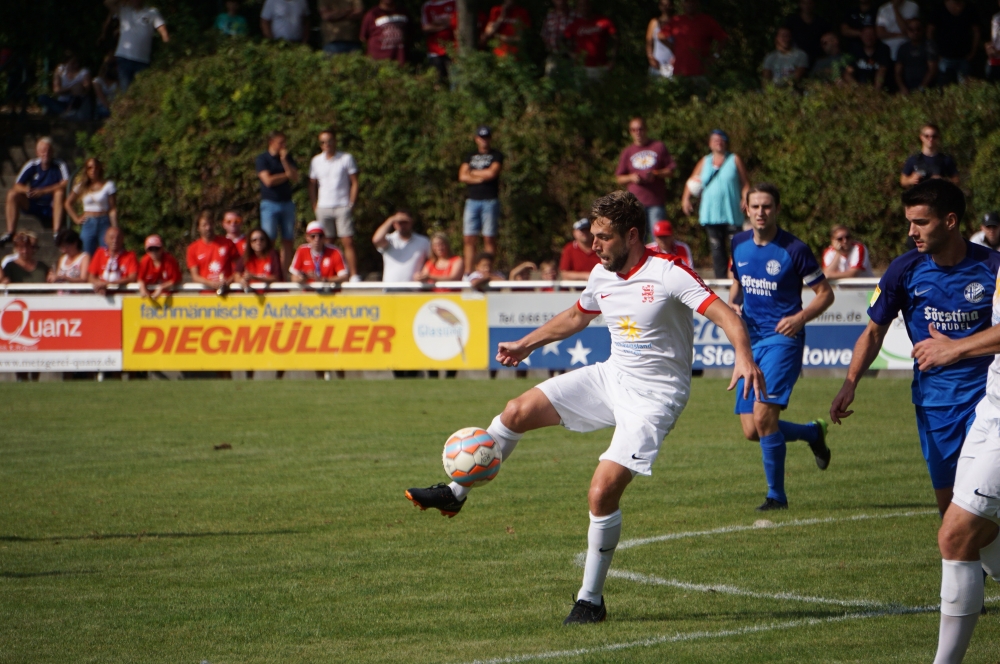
[
  {"x1": 964, "y1": 282, "x2": 985, "y2": 304},
  {"x1": 765, "y1": 260, "x2": 781, "y2": 276},
  {"x1": 641, "y1": 284, "x2": 654, "y2": 303}
]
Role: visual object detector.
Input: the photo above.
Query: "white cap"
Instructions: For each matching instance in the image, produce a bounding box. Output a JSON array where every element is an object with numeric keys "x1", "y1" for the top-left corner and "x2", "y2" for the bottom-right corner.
[{"x1": 306, "y1": 221, "x2": 324, "y2": 235}]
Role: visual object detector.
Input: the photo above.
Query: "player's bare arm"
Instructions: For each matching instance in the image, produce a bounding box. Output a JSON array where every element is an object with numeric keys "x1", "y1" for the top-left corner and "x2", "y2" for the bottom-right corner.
[
  {"x1": 776, "y1": 279, "x2": 834, "y2": 337},
  {"x1": 496, "y1": 305, "x2": 598, "y2": 367},
  {"x1": 913, "y1": 322, "x2": 1000, "y2": 371},
  {"x1": 727, "y1": 276, "x2": 743, "y2": 316},
  {"x1": 702, "y1": 298, "x2": 765, "y2": 400},
  {"x1": 830, "y1": 319, "x2": 889, "y2": 424}
]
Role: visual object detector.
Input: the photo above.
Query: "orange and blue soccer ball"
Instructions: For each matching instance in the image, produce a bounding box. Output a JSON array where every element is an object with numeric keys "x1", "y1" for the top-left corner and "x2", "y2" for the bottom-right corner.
[{"x1": 442, "y1": 427, "x2": 502, "y2": 487}]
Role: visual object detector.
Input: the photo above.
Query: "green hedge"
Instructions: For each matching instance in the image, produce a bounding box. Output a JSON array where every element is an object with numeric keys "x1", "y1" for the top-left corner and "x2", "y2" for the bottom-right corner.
[{"x1": 88, "y1": 41, "x2": 1000, "y2": 274}]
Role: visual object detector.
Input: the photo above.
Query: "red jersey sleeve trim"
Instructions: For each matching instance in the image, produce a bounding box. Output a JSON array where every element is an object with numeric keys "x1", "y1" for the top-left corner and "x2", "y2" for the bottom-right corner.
[
  {"x1": 576, "y1": 300, "x2": 601, "y2": 315},
  {"x1": 850, "y1": 243, "x2": 866, "y2": 270},
  {"x1": 696, "y1": 293, "x2": 720, "y2": 315}
]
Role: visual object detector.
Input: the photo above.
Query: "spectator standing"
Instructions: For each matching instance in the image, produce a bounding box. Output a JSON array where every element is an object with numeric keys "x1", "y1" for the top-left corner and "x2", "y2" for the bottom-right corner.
[
  {"x1": 319, "y1": 0, "x2": 364, "y2": 55},
  {"x1": 3, "y1": 137, "x2": 69, "y2": 245},
  {"x1": 222, "y1": 210, "x2": 247, "y2": 256},
  {"x1": 482, "y1": 0, "x2": 531, "y2": 57},
  {"x1": 659, "y1": 0, "x2": 727, "y2": 79},
  {"x1": 309, "y1": 128, "x2": 359, "y2": 280},
  {"x1": 417, "y1": 232, "x2": 464, "y2": 286},
  {"x1": 876, "y1": 0, "x2": 919, "y2": 61},
  {"x1": 373, "y1": 210, "x2": 430, "y2": 281},
  {"x1": 900, "y1": 123, "x2": 959, "y2": 187},
  {"x1": 187, "y1": 210, "x2": 238, "y2": 290},
  {"x1": 821, "y1": 225, "x2": 874, "y2": 278},
  {"x1": 239, "y1": 228, "x2": 284, "y2": 284},
  {"x1": 255, "y1": 131, "x2": 300, "y2": 272},
  {"x1": 646, "y1": 0, "x2": 676, "y2": 78},
  {"x1": 681, "y1": 129, "x2": 750, "y2": 279},
  {"x1": 810, "y1": 32, "x2": 852, "y2": 82},
  {"x1": 558, "y1": 218, "x2": 601, "y2": 279},
  {"x1": 564, "y1": 0, "x2": 617, "y2": 79},
  {"x1": 38, "y1": 51, "x2": 91, "y2": 118},
  {"x1": 88, "y1": 227, "x2": 138, "y2": 294},
  {"x1": 137, "y1": 234, "x2": 182, "y2": 298},
  {"x1": 784, "y1": 0, "x2": 833, "y2": 67},
  {"x1": 846, "y1": 24, "x2": 891, "y2": 91},
  {"x1": 106, "y1": 0, "x2": 169, "y2": 92},
  {"x1": 65, "y1": 158, "x2": 117, "y2": 256},
  {"x1": 1, "y1": 232, "x2": 48, "y2": 284},
  {"x1": 216, "y1": 0, "x2": 249, "y2": 37},
  {"x1": 360, "y1": 0, "x2": 413, "y2": 64},
  {"x1": 542, "y1": 0, "x2": 580, "y2": 75},
  {"x1": 48, "y1": 230, "x2": 90, "y2": 283},
  {"x1": 987, "y1": 1, "x2": 1000, "y2": 82},
  {"x1": 971, "y1": 212, "x2": 1000, "y2": 250},
  {"x1": 841, "y1": 0, "x2": 877, "y2": 51},
  {"x1": 422, "y1": 0, "x2": 455, "y2": 81},
  {"x1": 895, "y1": 18, "x2": 938, "y2": 93},
  {"x1": 646, "y1": 220, "x2": 693, "y2": 268},
  {"x1": 260, "y1": 0, "x2": 310, "y2": 43},
  {"x1": 289, "y1": 221, "x2": 349, "y2": 284},
  {"x1": 928, "y1": 0, "x2": 980, "y2": 85},
  {"x1": 614, "y1": 117, "x2": 676, "y2": 236},
  {"x1": 93, "y1": 56, "x2": 119, "y2": 119},
  {"x1": 459, "y1": 126, "x2": 503, "y2": 274},
  {"x1": 762, "y1": 26, "x2": 809, "y2": 86}
]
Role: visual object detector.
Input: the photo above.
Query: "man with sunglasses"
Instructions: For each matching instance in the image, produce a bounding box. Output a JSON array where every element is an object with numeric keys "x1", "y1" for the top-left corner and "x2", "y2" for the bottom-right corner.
[
  {"x1": 901, "y1": 123, "x2": 960, "y2": 188},
  {"x1": 821, "y1": 224, "x2": 873, "y2": 279},
  {"x1": 289, "y1": 221, "x2": 348, "y2": 285},
  {"x1": 137, "y1": 234, "x2": 182, "y2": 298}
]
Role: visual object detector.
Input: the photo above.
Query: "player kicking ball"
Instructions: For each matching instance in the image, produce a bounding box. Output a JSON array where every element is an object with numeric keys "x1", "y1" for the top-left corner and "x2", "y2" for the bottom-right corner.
[
  {"x1": 729, "y1": 183, "x2": 835, "y2": 511},
  {"x1": 406, "y1": 191, "x2": 765, "y2": 624},
  {"x1": 831, "y1": 180, "x2": 1000, "y2": 516}
]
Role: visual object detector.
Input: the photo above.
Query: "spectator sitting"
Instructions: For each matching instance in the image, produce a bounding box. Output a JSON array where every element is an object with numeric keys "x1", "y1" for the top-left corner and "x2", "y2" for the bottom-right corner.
[
  {"x1": 417, "y1": 232, "x2": 464, "y2": 287},
  {"x1": 564, "y1": 0, "x2": 617, "y2": 79},
  {"x1": 646, "y1": 220, "x2": 693, "y2": 268},
  {"x1": 89, "y1": 226, "x2": 138, "y2": 294},
  {"x1": 319, "y1": 0, "x2": 364, "y2": 55},
  {"x1": 38, "y1": 51, "x2": 91, "y2": 118},
  {"x1": 895, "y1": 18, "x2": 938, "y2": 94},
  {"x1": 459, "y1": 126, "x2": 503, "y2": 275},
  {"x1": 239, "y1": 228, "x2": 284, "y2": 285},
  {"x1": 762, "y1": 26, "x2": 809, "y2": 86},
  {"x1": 810, "y1": 31, "x2": 852, "y2": 82},
  {"x1": 105, "y1": 0, "x2": 169, "y2": 92},
  {"x1": 539, "y1": 259, "x2": 558, "y2": 281},
  {"x1": 559, "y1": 217, "x2": 601, "y2": 279},
  {"x1": 841, "y1": 0, "x2": 876, "y2": 51},
  {"x1": 542, "y1": 0, "x2": 580, "y2": 75},
  {"x1": 93, "y1": 56, "x2": 119, "y2": 120},
  {"x1": 2, "y1": 232, "x2": 49, "y2": 284},
  {"x1": 987, "y1": 0, "x2": 1000, "y2": 82},
  {"x1": 970, "y1": 212, "x2": 1000, "y2": 251},
  {"x1": 289, "y1": 221, "x2": 349, "y2": 285},
  {"x1": 846, "y1": 24, "x2": 890, "y2": 91},
  {"x1": 658, "y1": 0, "x2": 727, "y2": 78},
  {"x1": 482, "y1": 0, "x2": 531, "y2": 57},
  {"x1": 222, "y1": 209, "x2": 247, "y2": 255},
  {"x1": 876, "y1": 0, "x2": 919, "y2": 61},
  {"x1": 614, "y1": 116, "x2": 676, "y2": 237},
  {"x1": 465, "y1": 252, "x2": 504, "y2": 291},
  {"x1": 821, "y1": 225, "x2": 873, "y2": 278},
  {"x1": 261, "y1": 0, "x2": 310, "y2": 43},
  {"x1": 3, "y1": 137, "x2": 69, "y2": 245},
  {"x1": 360, "y1": 0, "x2": 412, "y2": 64},
  {"x1": 137, "y1": 233, "x2": 182, "y2": 298},
  {"x1": 900, "y1": 123, "x2": 959, "y2": 188},
  {"x1": 216, "y1": 0, "x2": 249, "y2": 37},
  {"x1": 422, "y1": 0, "x2": 455, "y2": 81},
  {"x1": 48, "y1": 229, "x2": 90, "y2": 283},
  {"x1": 65, "y1": 157, "x2": 117, "y2": 256},
  {"x1": 928, "y1": 0, "x2": 980, "y2": 86},
  {"x1": 256, "y1": 130, "x2": 300, "y2": 272},
  {"x1": 508, "y1": 261, "x2": 536, "y2": 281},
  {"x1": 186, "y1": 210, "x2": 238, "y2": 291},
  {"x1": 309, "y1": 128, "x2": 359, "y2": 281},
  {"x1": 784, "y1": 0, "x2": 833, "y2": 67},
  {"x1": 373, "y1": 210, "x2": 430, "y2": 281}
]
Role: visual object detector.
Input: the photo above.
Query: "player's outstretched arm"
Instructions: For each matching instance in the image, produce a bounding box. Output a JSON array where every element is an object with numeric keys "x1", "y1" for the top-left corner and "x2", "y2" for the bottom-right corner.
[
  {"x1": 702, "y1": 298, "x2": 766, "y2": 400},
  {"x1": 496, "y1": 305, "x2": 598, "y2": 367},
  {"x1": 913, "y1": 323, "x2": 1000, "y2": 371},
  {"x1": 830, "y1": 319, "x2": 889, "y2": 424}
]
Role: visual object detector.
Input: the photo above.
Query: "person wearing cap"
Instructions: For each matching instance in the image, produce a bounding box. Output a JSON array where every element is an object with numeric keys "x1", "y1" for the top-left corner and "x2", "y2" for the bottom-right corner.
[
  {"x1": 186, "y1": 209, "x2": 238, "y2": 291},
  {"x1": 971, "y1": 212, "x2": 1000, "y2": 251},
  {"x1": 559, "y1": 217, "x2": 601, "y2": 280},
  {"x1": 289, "y1": 221, "x2": 349, "y2": 284},
  {"x1": 681, "y1": 129, "x2": 750, "y2": 278},
  {"x1": 89, "y1": 226, "x2": 138, "y2": 295},
  {"x1": 614, "y1": 117, "x2": 676, "y2": 238},
  {"x1": 459, "y1": 126, "x2": 504, "y2": 276},
  {"x1": 137, "y1": 234, "x2": 182, "y2": 298},
  {"x1": 646, "y1": 220, "x2": 693, "y2": 268},
  {"x1": 821, "y1": 224, "x2": 873, "y2": 279}
]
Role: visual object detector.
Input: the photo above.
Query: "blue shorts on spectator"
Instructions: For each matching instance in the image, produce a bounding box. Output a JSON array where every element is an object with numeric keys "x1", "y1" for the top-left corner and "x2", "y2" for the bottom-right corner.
[
  {"x1": 938, "y1": 57, "x2": 970, "y2": 85},
  {"x1": 80, "y1": 216, "x2": 112, "y2": 256},
  {"x1": 324, "y1": 41, "x2": 362, "y2": 55},
  {"x1": 260, "y1": 200, "x2": 296, "y2": 241},
  {"x1": 116, "y1": 57, "x2": 149, "y2": 92},
  {"x1": 25, "y1": 199, "x2": 53, "y2": 223},
  {"x1": 644, "y1": 205, "x2": 666, "y2": 240},
  {"x1": 463, "y1": 199, "x2": 499, "y2": 237}
]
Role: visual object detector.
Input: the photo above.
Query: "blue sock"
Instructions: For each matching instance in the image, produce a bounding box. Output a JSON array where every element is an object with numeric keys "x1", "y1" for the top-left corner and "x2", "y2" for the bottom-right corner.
[
  {"x1": 778, "y1": 420, "x2": 818, "y2": 444},
  {"x1": 760, "y1": 431, "x2": 787, "y2": 503}
]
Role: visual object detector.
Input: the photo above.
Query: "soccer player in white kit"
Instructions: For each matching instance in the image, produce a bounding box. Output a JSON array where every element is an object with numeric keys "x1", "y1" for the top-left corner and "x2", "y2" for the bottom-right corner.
[
  {"x1": 406, "y1": 191, "x2": 765, "y2": 624},
  {"x1": 912, "y1": 292, "x2": 1000, "y2": 663}
]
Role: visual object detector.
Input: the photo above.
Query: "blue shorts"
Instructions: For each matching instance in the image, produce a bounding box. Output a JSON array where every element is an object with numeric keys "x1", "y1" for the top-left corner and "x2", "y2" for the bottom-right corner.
[
  {"x1": 260, "y1": 199, "x2": 296, "y2": 242},
  {"x1": 463, "y1": 199, "x2": 499, "y2": 237},
  {"x1": 26, "y1": 199, "x2": 53, "y2": 220},
  {"x1": 915, "y1": 401, "x2": 978, "y2": 490},
  {"x1": 734, "y1": 341, "x2": 802, "y2": 414}
]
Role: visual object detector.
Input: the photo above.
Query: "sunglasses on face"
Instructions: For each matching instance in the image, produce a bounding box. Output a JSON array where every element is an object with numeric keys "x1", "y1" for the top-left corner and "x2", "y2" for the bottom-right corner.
[{"x1": 146, "y1": 246, "x2": 162, "y2": 252}]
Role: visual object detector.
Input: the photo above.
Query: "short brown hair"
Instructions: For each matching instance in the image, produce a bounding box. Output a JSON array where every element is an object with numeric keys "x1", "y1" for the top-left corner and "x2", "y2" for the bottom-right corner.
[
  {"x1": 746, "y1": 182, "x2": 781, "y2": 208},
  {"x1": 591, "y1": 190, "x2": 645, "y2": 239}
]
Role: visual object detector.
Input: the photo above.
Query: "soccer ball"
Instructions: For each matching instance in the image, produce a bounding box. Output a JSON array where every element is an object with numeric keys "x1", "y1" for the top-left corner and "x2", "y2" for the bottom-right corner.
[
  {"x1": 686, "y1": 177, "x2": 703, "y2": 197},
  {"x1": 442, "y1": 427, "x2": 502, "y2": 487}
]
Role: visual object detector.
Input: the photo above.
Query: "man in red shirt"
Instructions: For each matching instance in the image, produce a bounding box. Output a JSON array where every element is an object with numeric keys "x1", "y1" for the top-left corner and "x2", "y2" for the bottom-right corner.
[
  {"x1": 559, "y1": 218, "x2": 601, "y2": 280},
  {"x1": 564, "y1": 0, "x2": 617, "y2": 78},
  {"x1": 660, "y1": 0, "x2": 727, "y2": 77},
  {"x1": 88, "y1": 226, "x2": 138, "y2": 295},
  {"x1": 289, "y1": 221, "x2": 349, "y2": 284},
  {"x1": 614, "y1": 116, "x2": 676, "y2": 238},
  {"x1": 186, "y1": 210, "x2": 238, "y2": 291},
  {"x1": 137, "y1": 234, "x2": 182, "y2": 298},
  {"x1": 360, "y1": 0, "x2": 412, "y2": 65},
  {"x1": 422, "y1": 0, "x2": 455, "y2": 80},
  {"x1": 222, "y1": 209, "x2": 247, "y2": 256},
  {"x1": 481, "y1": 0, "x2": 530, "y2": 57},
  {"x1": 645, "y1": 220, "x2": 693, "y2": 268}
]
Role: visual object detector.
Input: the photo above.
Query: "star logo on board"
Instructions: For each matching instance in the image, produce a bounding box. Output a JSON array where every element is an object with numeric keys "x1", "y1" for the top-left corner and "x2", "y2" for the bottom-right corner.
[
  {"x1": 617, "y1": 316, "x2": 640, "y2": 341},
  {"x1": 520, "y1": 351, "x2": 533, "y2": 367},
  {"x1": 568, "y1": 339, "x2": 591, "y2": 365},
  {"x1": 543, "y1": 341, "x2": 561, "y2": 355}
]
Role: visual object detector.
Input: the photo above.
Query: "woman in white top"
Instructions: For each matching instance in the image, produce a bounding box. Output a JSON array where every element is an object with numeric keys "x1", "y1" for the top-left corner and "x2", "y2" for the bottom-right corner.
[
  {"x1": 646, "y1": 0, "x2": 676, "y2": 78},
  {"x1": 47, "y1": 229, "x2": 91, "y2": 283},
  {"x1": 64, "y1": 158, "x2": 118, "y2": 256},
  {"x1": 38, "y1": 51, "x2": 91, "y2": 117}
]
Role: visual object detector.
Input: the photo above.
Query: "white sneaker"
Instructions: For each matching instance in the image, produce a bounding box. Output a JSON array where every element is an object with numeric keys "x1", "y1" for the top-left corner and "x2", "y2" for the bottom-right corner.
[{"x1": 349, "y1": 275, "x2": 362, "y2": 283}]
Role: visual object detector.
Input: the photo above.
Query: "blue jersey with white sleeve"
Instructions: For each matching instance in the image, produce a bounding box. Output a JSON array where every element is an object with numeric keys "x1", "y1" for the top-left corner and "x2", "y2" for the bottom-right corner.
[
  {"x1": 731, "y1": 229, "x2": 826, "y2": 348},
  {"x1": 867, "y1": 242, "x2": 1000, "y2": 407}
]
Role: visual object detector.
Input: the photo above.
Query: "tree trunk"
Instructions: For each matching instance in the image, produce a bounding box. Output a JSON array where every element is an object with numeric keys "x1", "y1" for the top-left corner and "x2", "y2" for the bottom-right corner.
[{"x1": 456, "y1": 0, "x2": 476, "y2": 56}]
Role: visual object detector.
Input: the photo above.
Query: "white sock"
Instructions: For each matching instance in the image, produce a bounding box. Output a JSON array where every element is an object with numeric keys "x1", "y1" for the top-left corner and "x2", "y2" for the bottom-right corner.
[
  {"x1": 980, "y1": 534, "x2": 1000, "y2": 581},
  {"x1": 577, "y1": 510, "x2": 622, "y2": 605},
  {"x1": 449, "y1": 416, "x2": 524, "y2": 501},
  {"x1": 934, "y1": 560, "x2": 984, "y2": 664}
]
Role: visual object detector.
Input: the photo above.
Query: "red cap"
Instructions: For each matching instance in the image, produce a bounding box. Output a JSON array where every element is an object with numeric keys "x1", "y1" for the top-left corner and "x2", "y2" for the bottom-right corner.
[
  {"x1": 144, "y1": 234, "x2": 163, "y2": 249},
  {"x1": 653, "y1": 220, "x2": 673, "y2": 237}
]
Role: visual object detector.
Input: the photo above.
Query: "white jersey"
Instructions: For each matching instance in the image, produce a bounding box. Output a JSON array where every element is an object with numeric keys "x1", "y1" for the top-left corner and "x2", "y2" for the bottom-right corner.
[
  {"x1": 986, "y1": 268, "x2": 1000, "y2": 409},
  {"x1": 821, "y1": 242, "x2": 873, "y2": 277},
  {"x1": 576, "y1": 247, "x2": 718, "y2": 394}
]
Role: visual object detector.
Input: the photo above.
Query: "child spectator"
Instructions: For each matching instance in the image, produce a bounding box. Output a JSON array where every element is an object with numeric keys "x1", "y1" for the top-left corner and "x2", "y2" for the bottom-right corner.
[
  {"x1": 216, "y1": 0, "x2": 249, "y2": 37},
  {"x1": 646, "y1": 220, "x2": 693, "y2": 268},
  {"x1": 107, "y1": 0, "x2": 169, "y2": 91},
  {"x1": 137, "y1": 234, "x2": 182, "y2": 298},
  {"x1": 289, "y1": 221, "x2": 349, "y2": 284},
  {"x1": 373, "y1": 210, "x2": 430, "y2": 281},
  {"x1": 539, "y1": 259, "x2": 558, "y2": 281},
  {"x1": 239, "y1": 228, "x2": 284, "y2": 285},
  {"x1": 895, "y1": 18, "x2": 938, "y2": 94},
  {"x1": 320, "y1": 0, "x2": 365, "y2": 55},
  {"x1": 89, "y1": 226, "x2": 138, "y2": 294},
  {"x1": 360, "y1": 0, "x2": 412, "y2": 64},
  {"x1": 417, "y1": 232, "x2": 464, "y2": 287},
  {"x1": 65, "y1": 157, "x2": 118, "y2": 256},
  {"x1": 186, "y1": 210, "x2": 238, "y2": 291},
  {"x1": 559, "y1": 218, "x2": 601, "y2": 280},
  {"x1": 821, "y1": 225, "x2": 873, "y2": 278},
  {"x1": 2, "y1": 232, "x2": 48, "y2": 284},
  {"x1": 762, "y1": 26, "x2": 809, "y2": 86},
  {"x1": 48, "y1": 230, "x2": 90, "y2": 283},
  {"x1": 464, "y1": 252, "x2": 504, "y2": 291},
  {"x1": 260, "y1": 0, "x2": 310, "y2": 43},
  {"x1": 459, "y1": 126, "x2": 503, "y2": 276},
  {"x1": 482, "y1": 0, "x2": 531, "y2": 57},
  {"x1": 564, "y1": 0, "x2": 617, "y2": 79}
]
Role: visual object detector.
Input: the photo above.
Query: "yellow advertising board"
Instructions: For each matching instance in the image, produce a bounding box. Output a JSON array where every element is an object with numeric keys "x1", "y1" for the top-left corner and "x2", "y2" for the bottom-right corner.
[{"x1": 121, "y1": 293, "x2": 488, "y2": 371}]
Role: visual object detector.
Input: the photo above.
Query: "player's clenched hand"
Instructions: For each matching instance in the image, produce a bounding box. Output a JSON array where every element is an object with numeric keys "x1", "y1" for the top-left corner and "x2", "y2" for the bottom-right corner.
[
  {"x1": 829, "y1": 381, "x2": 856, "y2": 425},
  {"x1": 496, "y1": 341, "x2": 531, "y2": 367},
  {"x1": 911, "y1": 324, "x2": 961, "y2": 371},
  {"x1": 728, "y1": 355, "x2": 767, "y2": 401},
  {"x1": 775, "y1": 313, "x2": 805, "y2": 338}
]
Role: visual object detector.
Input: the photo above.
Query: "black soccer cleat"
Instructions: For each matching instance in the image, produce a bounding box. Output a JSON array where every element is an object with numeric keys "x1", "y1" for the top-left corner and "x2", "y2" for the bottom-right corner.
[
  {"x1": 405, "y1": 483, "x2": 466, "y2": 518},
  {"x1": 563, "y1": 596, "x2": 607, "y2": 625},
  {"x1": 808, "y1": 419, "x2": 831, "y2": 470},
  {"x1": 756, "y1": 497, "x2": 789, "y2": 512}
]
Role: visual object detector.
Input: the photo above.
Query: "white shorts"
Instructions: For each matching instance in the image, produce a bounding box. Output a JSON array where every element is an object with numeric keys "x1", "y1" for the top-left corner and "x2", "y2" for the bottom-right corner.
[
  {"x1": 316, "y1": 206, "x2": 354, "y2": 238},
  {"x1": 536, "y1": 362, "x2": 686, "y2": 476},
  {"x1": 952, "y1": 397, "x2": 1000, "y2": 525}
]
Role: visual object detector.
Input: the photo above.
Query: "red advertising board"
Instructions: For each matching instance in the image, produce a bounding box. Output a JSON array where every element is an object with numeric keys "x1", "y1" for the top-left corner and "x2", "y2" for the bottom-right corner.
[{"x1": 0, "y1": 296, "x2": 122, "y2": 371}]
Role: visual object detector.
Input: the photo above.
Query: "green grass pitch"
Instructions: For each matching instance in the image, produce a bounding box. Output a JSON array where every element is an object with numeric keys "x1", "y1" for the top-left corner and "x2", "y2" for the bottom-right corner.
[{"x1": 1, "y1": 377, "x2": 998, "y2": 663}]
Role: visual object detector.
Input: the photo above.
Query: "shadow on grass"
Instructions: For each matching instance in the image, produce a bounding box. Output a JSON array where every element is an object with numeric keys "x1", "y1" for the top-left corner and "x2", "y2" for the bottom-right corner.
[
  {"x1": 0, "y1": 528, "x2": 301, "y2": 543},
  {"x1": 1, "y1": 570, "x2": 98, "y2": 578}
]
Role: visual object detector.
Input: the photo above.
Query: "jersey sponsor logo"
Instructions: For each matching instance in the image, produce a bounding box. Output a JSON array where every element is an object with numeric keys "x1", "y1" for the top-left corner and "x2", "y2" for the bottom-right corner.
[
  {"x1": 740, "y1": 274, "x2": 778, "y2": 296},
  {"x1": 641, "y1": 284, "x2": 654, "y2": 303},
  {"x1": 923, "y1": 306, "x2": 979, "y2": 331},
  {"x1": 765, "y1": 259, "x2": 781, "y2": 276},
  {"x1": 617, "y1": 316, "x2": 640, "y2": 341},
  {"x1": 964, "y1": 282, "x2": 985, "y2": 303},
  {"x1": 629, "y1": 150, "x2": 657, "y2": 170}
]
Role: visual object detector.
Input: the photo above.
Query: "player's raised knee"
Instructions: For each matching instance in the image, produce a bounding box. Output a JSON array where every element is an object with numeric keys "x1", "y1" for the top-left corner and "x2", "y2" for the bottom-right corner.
[
  {"x1": 741, "y1": 420, "x2": 759, "y2": 441},
  {"x1": 501, "y1": 397, "x2": 529, "y2": 430},
  {"x1": 587, "y1": 483, "x2": 618, "y2": 515}
]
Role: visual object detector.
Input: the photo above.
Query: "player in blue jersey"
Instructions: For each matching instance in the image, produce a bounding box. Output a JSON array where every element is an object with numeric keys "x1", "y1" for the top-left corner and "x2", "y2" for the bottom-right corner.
[
  {"x1": 730, "y1": 183, "x2": 835, "y2": 511},
  {"x1": 831, "y1": 179, "x2": 1000, "y2": 516}
]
